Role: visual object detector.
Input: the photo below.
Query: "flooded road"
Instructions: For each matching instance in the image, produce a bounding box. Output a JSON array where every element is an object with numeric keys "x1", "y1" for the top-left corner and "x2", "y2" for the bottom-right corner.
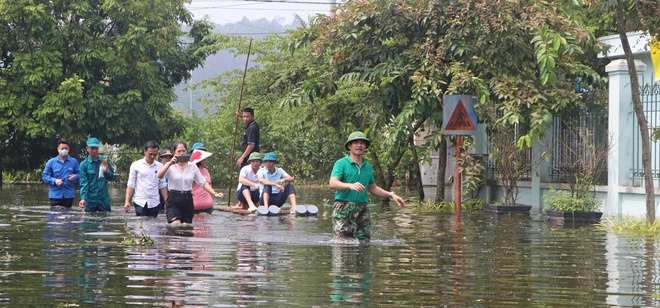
[{"x1": 0, "y1": 184, "x2": 658, "y2": 306}]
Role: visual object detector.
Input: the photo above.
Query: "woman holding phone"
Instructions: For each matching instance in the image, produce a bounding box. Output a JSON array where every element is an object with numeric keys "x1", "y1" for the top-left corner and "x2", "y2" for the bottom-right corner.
[{"x1": 157, "y1": 141, "x2": 224, "y2": 225}]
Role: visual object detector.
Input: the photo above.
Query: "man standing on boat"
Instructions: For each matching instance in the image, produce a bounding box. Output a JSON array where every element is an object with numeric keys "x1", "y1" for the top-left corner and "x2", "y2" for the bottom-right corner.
[
  {"x1": 124, "y1": 141, "x2": 168, "y2": 217},
  {"x1": 329, "y1": 132, "x2": 407, "y2": 244},
  {"x1": 234, "y1": 107, "x2": 260, "y2": 209},
  {"x1": 79, "y1": 137, "x2": 115, "y2": 212},
  {"x1": 258, "y1": 152, "x2": 298, "y2": 212},
  {"x1": 42, "y1": 137, "x2": 79, "y2": 208},
  {"x1": 236, "y1": 107, "x2": 260, "y2": 168},
  {"x1": 237, "y1": 152, "x2": 263, "y2": 212}
]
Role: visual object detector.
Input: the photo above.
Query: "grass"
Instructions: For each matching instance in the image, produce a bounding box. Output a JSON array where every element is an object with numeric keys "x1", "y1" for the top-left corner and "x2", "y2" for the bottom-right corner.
[
  {"x1": 599, "y1": 216, "x2": 660, "y2": 237},
  {"x1": 409, "y1": 198, "x2": 484, "y2": 213}
]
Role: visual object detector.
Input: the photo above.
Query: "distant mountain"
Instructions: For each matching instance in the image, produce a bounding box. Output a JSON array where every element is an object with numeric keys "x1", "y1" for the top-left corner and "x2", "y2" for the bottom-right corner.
[{"x1": 173, "y1": 18, "x2": 300, "y2": 115}]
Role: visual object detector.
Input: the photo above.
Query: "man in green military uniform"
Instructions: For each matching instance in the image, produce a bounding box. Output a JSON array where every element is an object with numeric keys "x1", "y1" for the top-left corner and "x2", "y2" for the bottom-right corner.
[
  {"x1": 329, "y1": 132, "x2": 407, "y2": 244},
  {"x1": 79, "y1": 137, "x2": 115, "y2": 212}
]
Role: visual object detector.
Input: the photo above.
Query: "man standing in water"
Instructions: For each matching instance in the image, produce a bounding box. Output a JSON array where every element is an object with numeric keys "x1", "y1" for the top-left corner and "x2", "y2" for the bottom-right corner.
[
  {"x1": 124, "y1": 141, "x2": 168, "y2": 217},
  {"x1": 329, "y1": 132, "x2": 407, "y2": 244},
  {"x1": 42, "y1": 138, "x2": 79, "y2": 208},
  {"x1": 79, "y1": 137, "x2": 115, "y2": 212}
]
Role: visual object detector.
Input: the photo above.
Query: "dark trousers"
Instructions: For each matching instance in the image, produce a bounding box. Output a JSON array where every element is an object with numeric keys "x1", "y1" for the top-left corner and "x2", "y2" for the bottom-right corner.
[
  {"x1": 260, "y1": 184, "x2": 296, "y2": 207},
  {"x1": 134, "y1": 202, "x2": 160, "y2": 217},
  {"x1": 85, "y1": 202, "x2": 111, "y2": 212},
  {"x1": 166, "y1": 192, "x2": 194, "y2": 223},
  {"x1": 237, "y1": 185, "x2": 260, "y2": 204},
  {"x1": 50, "y1": 198, "x2": 74, "y2": 207}
]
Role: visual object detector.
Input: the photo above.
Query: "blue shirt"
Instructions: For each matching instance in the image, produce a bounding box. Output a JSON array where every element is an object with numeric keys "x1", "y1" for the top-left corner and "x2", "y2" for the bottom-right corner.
[
  {"x1": 257, "y1": 167, "x2": 289, "y2": 195},
  {"x1": 42, "y1": 156, "x2": 80, "y2": 199}
]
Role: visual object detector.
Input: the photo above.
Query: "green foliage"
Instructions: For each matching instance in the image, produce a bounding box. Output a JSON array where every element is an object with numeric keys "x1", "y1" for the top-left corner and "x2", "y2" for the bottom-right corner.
[
  {"x1": 543, "y1": 189, "x2": 600, "y2": 212},
  {"x1": 488, "y1": 121, "x2": 537, "y2": 205},
  {"x1": 279, "y1": 0, "x2": 602, "y2": 195},
  {"x1": 192, "y1": 35, "x2": 351, "y2": 186},
  {"x1": 456, "y1": 137, "x2": 486, "y2": 196},
  {"x1": 122, "y1": 221, "x2": 154, "y2": 247},
  {"x1": 601, "y1": 216, "x2": 660, "y2": 237},
  {"x1": 410, "y1": 198, "x2": 484, "y2": 213},
  {"x1": 0, "y1": 0, "x2": 217, "y2": 175}
]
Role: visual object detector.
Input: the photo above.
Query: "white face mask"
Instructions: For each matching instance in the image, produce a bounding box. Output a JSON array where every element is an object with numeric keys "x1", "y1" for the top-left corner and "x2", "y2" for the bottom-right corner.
[{"x1": 58, "y1": 149, "x2": 69, "y2": 157}]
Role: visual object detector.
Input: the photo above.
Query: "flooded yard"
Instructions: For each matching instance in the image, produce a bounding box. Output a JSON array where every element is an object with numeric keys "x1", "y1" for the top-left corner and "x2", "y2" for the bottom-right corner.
[{"x1": 0, "y1": 184, "x2": 658, "y2": 306}]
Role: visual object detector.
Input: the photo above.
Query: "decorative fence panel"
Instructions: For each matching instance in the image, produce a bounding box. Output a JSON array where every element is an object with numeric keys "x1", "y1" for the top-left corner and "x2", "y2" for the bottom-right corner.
[
  {"x1": 632, "y1": 84, "x2": 660, "y2": 186},
  {"x1": 549, "y1": 91, "x2": 609, "y2": 185}
]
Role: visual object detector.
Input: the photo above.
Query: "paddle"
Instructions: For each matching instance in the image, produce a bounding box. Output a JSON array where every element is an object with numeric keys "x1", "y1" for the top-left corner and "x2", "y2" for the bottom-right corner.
[{"x1": 227, "y1": 39, "x2": 253, "y2": 207}]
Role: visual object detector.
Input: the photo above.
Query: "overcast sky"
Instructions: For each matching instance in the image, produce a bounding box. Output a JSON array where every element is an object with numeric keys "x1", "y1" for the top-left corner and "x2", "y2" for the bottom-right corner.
[{"x1": 186, "y1": 0, "x2": 336, "y2": 25}]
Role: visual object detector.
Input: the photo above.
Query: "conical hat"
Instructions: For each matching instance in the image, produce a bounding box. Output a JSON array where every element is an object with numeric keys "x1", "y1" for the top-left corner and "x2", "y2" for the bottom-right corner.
[{"x1": 190, "y1": 149, "x2": 212, "y2": 164}]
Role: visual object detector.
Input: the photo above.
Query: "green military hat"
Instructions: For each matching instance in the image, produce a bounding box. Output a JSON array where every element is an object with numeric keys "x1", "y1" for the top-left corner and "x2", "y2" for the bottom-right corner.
[
  {"x1": 248, "y1": 152, "x2": 262, "y2": 162},
  {"x1": 345, "y1": 131, "x2": 370, "y2": 150}
]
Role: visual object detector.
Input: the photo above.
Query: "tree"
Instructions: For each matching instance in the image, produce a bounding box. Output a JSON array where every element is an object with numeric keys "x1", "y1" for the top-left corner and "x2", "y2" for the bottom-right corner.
[
  {"x1": 0, "y1": 0, "x2": 216, "y2": 180},
  {"x1": 283, "y1": 0, "x2": 600, "y2": 202},
  {"x1": 195, "y1": 33, "x2": 353, "y2": 186},
  {"x1": 586, "y1": 0, "x2": 660, "y2": 223}
]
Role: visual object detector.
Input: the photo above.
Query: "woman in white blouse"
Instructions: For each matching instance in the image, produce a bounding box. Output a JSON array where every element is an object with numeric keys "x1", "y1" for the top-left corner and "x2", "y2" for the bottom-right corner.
[{"x1": 157, "y1": 141, "x2": 223, "y2": 225}]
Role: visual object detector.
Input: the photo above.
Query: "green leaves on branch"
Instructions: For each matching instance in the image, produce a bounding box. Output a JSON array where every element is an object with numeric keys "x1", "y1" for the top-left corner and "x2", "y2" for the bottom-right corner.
[
  {"x1": 0, "y1": 0, "x2": 216, "y2": 175},
  {"x1": 532, "y1": 26, "x2": 584, "y2": 86}
]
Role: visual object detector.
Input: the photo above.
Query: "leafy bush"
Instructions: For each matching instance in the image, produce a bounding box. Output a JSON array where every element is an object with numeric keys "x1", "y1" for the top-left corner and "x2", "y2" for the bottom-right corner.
[{"x1": 543, "y1": 189, "x2": 600, "y2": 212}]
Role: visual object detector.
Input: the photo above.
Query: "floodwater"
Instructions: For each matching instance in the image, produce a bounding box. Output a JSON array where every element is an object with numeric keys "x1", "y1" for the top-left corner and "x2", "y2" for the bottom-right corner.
[{"x1": 0, "y1": 184, "x2": 658, "y2": 306}]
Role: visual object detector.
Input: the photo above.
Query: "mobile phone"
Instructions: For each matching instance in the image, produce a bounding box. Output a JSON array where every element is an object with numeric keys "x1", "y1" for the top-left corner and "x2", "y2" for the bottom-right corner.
[{"x1": 176, "y1": 155, "x2": 189, "y2": 163}]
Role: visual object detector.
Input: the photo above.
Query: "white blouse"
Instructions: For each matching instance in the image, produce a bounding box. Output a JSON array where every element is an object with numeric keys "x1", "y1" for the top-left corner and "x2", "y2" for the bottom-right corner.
[{"x1": 164, "y1": 162, "x2": 206, "y2": 191}]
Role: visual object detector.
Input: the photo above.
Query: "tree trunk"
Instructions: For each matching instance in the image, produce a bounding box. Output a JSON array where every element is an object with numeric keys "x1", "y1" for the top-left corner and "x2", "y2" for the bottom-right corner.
[
  {"x1": 370, "y1": 152, "x2": 387, "y2": 188},
  {"x1": 616, "y1": 5, "x2": 656, "y2": 223},
  {"x1": 0, "y1": 153, "x2": 3, "y2": 188},
  {"x1": 436, "y1": 137, "x2": 447, "y2": 202},
  {"x1": 410, "y1": 138, "x2": 424, "y2": 200}
]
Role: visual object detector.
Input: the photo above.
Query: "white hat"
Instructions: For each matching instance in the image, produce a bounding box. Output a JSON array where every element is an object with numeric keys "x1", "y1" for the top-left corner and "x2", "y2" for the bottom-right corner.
[{"x1": 190, "y1": 149, "x2": 212, "y2": 164}]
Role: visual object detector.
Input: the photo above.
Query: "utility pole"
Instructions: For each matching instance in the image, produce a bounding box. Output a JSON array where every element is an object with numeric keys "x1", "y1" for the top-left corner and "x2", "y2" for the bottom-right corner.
[
  {"x1": 329, "y1": 0, "x2": 336, "y2": 15},
  {"x1": 189, "y1": 71, "x2": 193, "y2": 116}
]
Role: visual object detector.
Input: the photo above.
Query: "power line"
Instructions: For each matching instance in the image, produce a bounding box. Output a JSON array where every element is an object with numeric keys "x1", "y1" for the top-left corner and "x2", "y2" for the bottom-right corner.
[
  {"x1": 241, "y1": 0, "x2": 332, "y2": 4},
  {"x1": 189, "y1": 6, "x2": 324, "y2": 11},
  {"x1": 224, "y1": 32, "x2": 288, "y2": 35},
  {"x1": 192, "y1": 0, "x2": 333, "y2": 4}
]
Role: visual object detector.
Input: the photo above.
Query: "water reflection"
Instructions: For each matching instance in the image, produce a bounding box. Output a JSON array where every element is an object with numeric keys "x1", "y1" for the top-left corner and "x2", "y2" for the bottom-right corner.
[
  {"x1": 0, "y1": 185, "x2": 660, "y2": 306},
  {"x1": 42, "y1": 208, "x2": 77, "y2": 296},
  {"x1": 330, "y1": 245, "x2": 372, "y2": 305}
]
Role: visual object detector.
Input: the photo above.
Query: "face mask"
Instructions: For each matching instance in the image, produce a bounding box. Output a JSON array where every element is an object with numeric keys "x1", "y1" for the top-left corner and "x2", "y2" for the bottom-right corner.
[{"x1": 58, "y1": 149, "x2": 69, "y2": 157}]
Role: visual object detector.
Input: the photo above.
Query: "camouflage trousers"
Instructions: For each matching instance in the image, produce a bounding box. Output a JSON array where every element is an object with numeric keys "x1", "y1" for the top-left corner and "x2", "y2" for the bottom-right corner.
[{"x1": 332, "y1": 201, "x2": 371, "y2": 243}]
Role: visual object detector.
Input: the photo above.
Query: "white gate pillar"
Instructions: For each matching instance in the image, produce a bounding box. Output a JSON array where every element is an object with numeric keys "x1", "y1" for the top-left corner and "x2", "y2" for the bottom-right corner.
[{"x1": 605, "y1": 59, "x2": 646, "y2": 216}]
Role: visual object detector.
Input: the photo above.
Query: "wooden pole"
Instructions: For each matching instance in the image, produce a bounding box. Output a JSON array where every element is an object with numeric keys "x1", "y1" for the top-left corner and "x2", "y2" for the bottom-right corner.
[
  {"x1": 226, "y1": 39, "x2": 252, "y2": 206},
  {"x1": 455, "y1": 135, "x2": 462, "y2": 217}
]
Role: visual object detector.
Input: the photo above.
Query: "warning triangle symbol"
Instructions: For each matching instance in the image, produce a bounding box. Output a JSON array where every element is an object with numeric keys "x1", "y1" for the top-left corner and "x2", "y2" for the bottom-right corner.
[{"x1": 445, "y1": 99, "x2": 475, "y2": 131}]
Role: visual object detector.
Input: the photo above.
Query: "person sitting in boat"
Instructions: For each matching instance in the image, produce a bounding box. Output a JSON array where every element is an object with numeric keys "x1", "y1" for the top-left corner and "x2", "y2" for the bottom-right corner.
[
  {"x1": 237, "y1": 152, "x2": 263, "y2": 212},
  {"x1": 257, "y1": 152, "x2": 298, "y2": 212}
]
